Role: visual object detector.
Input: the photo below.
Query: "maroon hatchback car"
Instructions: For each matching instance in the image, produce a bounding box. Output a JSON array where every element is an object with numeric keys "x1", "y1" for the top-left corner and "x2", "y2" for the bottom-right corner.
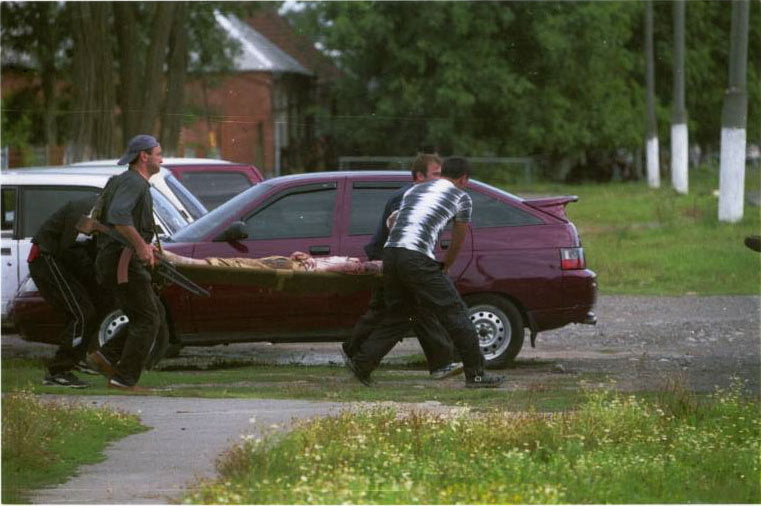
[{"x1": 11, "y1": 171, "x2": 597, "y2": 367}]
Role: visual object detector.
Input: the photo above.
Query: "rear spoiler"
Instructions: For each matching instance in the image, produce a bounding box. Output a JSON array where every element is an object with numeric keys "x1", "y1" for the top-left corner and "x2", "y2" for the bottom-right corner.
[{"x1": 523, "y1": 196, "x2": 578, "y2": 221}]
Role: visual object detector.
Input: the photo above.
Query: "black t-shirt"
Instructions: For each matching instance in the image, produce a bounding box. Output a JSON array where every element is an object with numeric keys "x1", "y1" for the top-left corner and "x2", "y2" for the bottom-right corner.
[
  {"x1": 32, "y1": 195, "x2": 98, "y2": 269},
  {"x1": 97, "y1": 170, "x2": 154, "y2": 253},
  {"x1": 363, "y1": 184, "x2": 411, "y2": 260}
]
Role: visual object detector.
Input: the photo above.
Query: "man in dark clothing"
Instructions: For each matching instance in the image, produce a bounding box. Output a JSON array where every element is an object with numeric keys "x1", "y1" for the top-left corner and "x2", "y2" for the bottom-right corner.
[
  {"x1": 342, "y1": 153, "x2": 461, "y2": 379},
  {"x1": 348, "y1": 157, "x2": 504, "y2": 388},
  {"x1": 29, "y1": 195, "x2": 109, "y2": 388},
  {"x1": 86, "y1": 134, "x2": 165, "y2": 392}
]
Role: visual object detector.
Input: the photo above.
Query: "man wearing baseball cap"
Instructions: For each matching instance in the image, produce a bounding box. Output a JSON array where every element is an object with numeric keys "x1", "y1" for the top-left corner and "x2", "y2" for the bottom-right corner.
[{"x1": 86, "y1": 134, "x2": 165, "y2": 391}]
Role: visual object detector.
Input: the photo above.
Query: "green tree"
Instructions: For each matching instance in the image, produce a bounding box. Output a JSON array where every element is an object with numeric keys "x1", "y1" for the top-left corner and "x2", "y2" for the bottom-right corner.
[
  {"x1": 290, "y1": 1, "x2": 759, "y2": 182},
  {"x1": 1, "y1": 1, "x2": 260, "y2": 161}
]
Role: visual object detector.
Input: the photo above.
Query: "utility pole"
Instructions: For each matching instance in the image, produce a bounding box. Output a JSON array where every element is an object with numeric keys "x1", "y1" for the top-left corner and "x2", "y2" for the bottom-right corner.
[
  {"x1": 718, "y1": 0, "x2": 750, "y2": 223},
  {"x1": 671, "y1": 0, "x2": 688, "y2": 194},
  {"x1": 645, "y1": 1, "x2": 660, "y2": 188}
]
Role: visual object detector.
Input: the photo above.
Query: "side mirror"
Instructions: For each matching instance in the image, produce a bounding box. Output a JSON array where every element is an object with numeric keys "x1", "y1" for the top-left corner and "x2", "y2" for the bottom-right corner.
[{"x1": 215, "y1": 221, "x2": 248, "y2": 242}]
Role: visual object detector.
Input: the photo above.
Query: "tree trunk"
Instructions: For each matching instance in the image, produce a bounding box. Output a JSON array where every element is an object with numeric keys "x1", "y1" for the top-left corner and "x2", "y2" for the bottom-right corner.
[
  {"x1": 671, "y1": 0, "x2": 688, "y2": 194},
  {"x1": 645, "y1": 1, "x2": 660, "y2": 188},
  {"x1": 114, "y1": 2, "x2": 140, "y2": 142},
  {"x1": 91, "y1": 3, "x2": 116, "y2": 158},
  {"x1": 138, "y1": 2, "x2": 176, "y2": 135},
  {"x1": 160, "y1": 1, "x2": 189, "y2": 155},
  {"x1": 36, "y1": 3, "x2": 59, "y2": 156},
  {"x1": 67, "y1": 2, "x2": 116, "y2": 161},
  {"x1": 719, "y1": 0, "x2": 749, "y2": 223}
]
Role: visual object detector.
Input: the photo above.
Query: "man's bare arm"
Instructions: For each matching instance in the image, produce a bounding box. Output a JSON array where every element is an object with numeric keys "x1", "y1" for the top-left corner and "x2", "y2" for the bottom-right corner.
[{"x1": 442, "y1": 221, "x2": 468, "y2": 272}]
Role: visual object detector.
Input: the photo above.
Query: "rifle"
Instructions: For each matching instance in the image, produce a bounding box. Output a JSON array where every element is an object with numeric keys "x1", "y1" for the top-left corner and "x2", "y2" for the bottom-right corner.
[{"x1": 76, "y1": 215, "x2": 210, "y2": 297}]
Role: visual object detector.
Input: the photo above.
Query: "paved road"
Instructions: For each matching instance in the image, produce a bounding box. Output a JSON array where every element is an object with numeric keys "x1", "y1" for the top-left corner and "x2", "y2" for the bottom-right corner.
[{"x1": 31, "y1": 396, "x2": 343, "y2": 504}]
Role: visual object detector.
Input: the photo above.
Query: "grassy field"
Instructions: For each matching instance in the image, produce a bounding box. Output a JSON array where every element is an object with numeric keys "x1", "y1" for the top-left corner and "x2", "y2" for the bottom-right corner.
[
  {"x1": 185, "y1": 383, "x2": 760, "y2": 504},
  {"x1": 506, "y1": 165, "x2": 760, "y2": 295},
  {"x1": 1, "y1": 390, "x2": 145, "y2": 503}
]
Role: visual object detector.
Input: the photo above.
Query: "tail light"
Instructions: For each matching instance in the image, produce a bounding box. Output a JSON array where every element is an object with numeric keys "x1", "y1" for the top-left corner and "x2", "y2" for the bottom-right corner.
[{"x1": 560, "y1": 247, "x2": 586, "y2": 270}]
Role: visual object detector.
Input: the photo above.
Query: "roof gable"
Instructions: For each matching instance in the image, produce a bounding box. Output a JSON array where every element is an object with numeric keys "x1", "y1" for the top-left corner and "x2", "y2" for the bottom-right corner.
[{"x1": 214, "y1": 11, "x2": 311, "y2": 75}]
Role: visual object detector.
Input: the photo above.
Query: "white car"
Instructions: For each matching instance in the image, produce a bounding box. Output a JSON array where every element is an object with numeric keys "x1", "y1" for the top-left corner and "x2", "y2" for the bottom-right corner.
[
  {"x1": 68, "y1": 162, "x2": 209, "y2": 221},
  {"x1": 0, "y1": 166, "x2": 195, "y2": 319},
  {"x1": 73, "y1": 157, "x2": 263, "y2": 210}
]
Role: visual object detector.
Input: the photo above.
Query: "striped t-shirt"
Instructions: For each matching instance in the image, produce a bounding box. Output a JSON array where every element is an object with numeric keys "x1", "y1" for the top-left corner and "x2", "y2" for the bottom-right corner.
[{"x1": 385, "y1": 178, "x2": 472, "y2": 260}]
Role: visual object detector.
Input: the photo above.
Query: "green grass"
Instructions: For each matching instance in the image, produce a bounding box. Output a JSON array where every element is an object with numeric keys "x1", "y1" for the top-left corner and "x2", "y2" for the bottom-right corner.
[
  {"x1": 1, "y1": 390, "x2": 145, "y2": 503},
  {"x1": 185, "y1": 383, "x2": 760, "y2": 504},
  {"x1": 505, "y1": 165, "x2": 761, "y2": 295},
  {"x1": 1, "y1": 357, "x2": 587, "y2": 411}
]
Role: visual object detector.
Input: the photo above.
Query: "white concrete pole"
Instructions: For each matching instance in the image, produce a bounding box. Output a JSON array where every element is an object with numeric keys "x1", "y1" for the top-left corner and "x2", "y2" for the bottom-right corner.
[
  {"x1": 671, "y1": 0, "x2": 688, "y2": 194},
  {"x1": 718, "y1": 0, "x2": 749, "y2": 223},
  {"x1": 645, "y1": 1, "x2": 660, "y2": 188}
]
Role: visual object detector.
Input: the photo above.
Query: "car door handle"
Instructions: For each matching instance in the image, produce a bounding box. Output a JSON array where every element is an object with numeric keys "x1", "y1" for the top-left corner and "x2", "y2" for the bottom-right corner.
[
  {"x1": 440, "y1": 239, "x2": 451, "y2": 250},
  {"x1": 1, "y1": 248, "x2": 11, "y2": 256},
  {"x1": 309, "y1": 245, "x2": 331, "y2": 256}
]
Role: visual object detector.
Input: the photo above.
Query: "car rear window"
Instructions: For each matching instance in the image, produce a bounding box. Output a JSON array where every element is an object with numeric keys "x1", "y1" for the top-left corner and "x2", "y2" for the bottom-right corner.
[
  {"x1": 467, "y1": 189, "x2": 543, "y2": 228},
  {"x1": 177, "y1": 172, "x2": 253, "y2": 210},
  {"x1": 349, "y1": 181, "x2": 407, "y2": 235},
  {"x1": 20, "y1": 187, "x2": 101, "y2": 238}
]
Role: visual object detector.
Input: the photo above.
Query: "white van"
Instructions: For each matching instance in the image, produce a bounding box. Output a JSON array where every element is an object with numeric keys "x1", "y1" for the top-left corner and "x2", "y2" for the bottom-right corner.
[{"x1": 0, "y1": 166, "x2": 194, "y2": 319}]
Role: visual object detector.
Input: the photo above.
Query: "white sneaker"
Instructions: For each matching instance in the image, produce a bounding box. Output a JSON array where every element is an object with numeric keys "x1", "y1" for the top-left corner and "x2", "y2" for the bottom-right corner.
[{"x1": 430, "y1": 362, "x2": 464, "y2": 380}]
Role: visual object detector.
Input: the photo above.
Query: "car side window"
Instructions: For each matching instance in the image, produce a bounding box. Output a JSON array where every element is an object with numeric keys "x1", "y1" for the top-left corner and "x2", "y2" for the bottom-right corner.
[
  {"x1": 467, "y1": 189, "x2": 543, "y2": 228},
  {"x1": 178, "y1": 172, "x2": 253, "y2": 210},
  {"x1": 2, "y1": 187, "x2": 16, "y2": 238},
  {"x1": 20, "y1": 187, "x2": 100, "y2": 239},
  {"x1": 244, "y1": 186, "x2": 336, "y2": 239},
  {"x1": 349, "y1": 182, "x2": 406, "y2": 235}
]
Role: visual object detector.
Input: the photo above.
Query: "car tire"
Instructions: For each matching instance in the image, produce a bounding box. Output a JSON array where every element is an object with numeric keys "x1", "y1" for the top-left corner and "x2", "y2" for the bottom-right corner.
[
  {"x1": 97, "y1": 309, "x2": 183, "y2": 361},
  {"x1": 465, "y1": 295, "x2": 524, "y2": 369}
]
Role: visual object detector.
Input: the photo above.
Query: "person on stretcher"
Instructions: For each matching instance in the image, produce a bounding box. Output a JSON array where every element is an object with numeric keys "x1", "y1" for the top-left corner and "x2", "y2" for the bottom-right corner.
[{"x1": 161, "y1": 250, "x2": 383, "y2": 275}]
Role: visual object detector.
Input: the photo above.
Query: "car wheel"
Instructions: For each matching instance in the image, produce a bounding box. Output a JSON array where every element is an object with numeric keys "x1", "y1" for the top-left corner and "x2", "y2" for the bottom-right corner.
[
  {"x1": 98, "y1": 309, "x2": 129, "y2": 347},
  {"x1": 466, "y1": 295, "x2": 524, "y2": 368},
  {"x1": 97, "y1": 309, "x2": 184, "y2": 360}
]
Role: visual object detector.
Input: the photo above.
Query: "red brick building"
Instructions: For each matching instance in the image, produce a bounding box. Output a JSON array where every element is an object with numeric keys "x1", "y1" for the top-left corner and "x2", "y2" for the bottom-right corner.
[
  {"x1": 180, "y1": 11, "x2": 340, "y2": 177},
  {"x1": 1, "y1": 10, "x2": 339, "y2": 174}
]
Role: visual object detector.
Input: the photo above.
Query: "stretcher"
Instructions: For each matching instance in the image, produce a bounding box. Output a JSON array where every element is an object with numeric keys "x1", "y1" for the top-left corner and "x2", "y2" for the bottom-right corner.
[{"x1": 165, "y1": 251, "x2": 383, "y2": 295}]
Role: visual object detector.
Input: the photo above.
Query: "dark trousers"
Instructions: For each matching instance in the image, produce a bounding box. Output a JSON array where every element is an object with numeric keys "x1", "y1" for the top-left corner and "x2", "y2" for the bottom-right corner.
[
  {"x1": 96, "y1": 249, "x2": 163, "y2": 386},
  {"x1": 29, "y1": 254, "x2": 98, "y2": 375},
  {"x1": 346, "y1": 283, "x2": 454, "y2": 372},
  {"x1": 353, "y1": 248, "x2": 485, "y2": 379}
]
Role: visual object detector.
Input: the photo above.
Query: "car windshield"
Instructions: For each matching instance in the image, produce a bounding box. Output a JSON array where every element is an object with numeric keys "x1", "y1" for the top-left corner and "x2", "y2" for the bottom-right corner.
[
  {"x1": 150, "y1": 187, "x2": 189, "y2": 236},
  {"x1": 164, "y1": 173, "x2": 208, "y2": 220},
  {"x1": 170, "y1": 179, "x2": 277, "y2": 242}
]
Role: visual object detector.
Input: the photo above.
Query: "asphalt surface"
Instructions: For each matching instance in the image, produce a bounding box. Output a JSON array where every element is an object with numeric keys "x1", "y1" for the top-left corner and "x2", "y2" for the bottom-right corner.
[{"x1": 30, "y1": 396, "x2": 343, "y2": 504}]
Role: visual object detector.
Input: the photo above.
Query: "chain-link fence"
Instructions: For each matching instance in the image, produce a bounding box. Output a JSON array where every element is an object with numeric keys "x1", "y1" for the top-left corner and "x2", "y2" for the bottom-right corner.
[{"x1": 338, "y1": 156, "x2": 535, "y2": 185}]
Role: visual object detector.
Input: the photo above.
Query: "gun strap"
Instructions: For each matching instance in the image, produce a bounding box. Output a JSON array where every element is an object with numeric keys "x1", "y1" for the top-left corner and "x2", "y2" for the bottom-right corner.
[{"x1": 117, "y1": 248, "x2": 133, "y2": 284}]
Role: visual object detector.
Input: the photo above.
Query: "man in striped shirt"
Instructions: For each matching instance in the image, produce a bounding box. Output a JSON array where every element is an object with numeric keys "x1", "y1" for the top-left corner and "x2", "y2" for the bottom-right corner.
[{"x1": 348, "y1": 157, "x2": 504, "y2": 388}]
